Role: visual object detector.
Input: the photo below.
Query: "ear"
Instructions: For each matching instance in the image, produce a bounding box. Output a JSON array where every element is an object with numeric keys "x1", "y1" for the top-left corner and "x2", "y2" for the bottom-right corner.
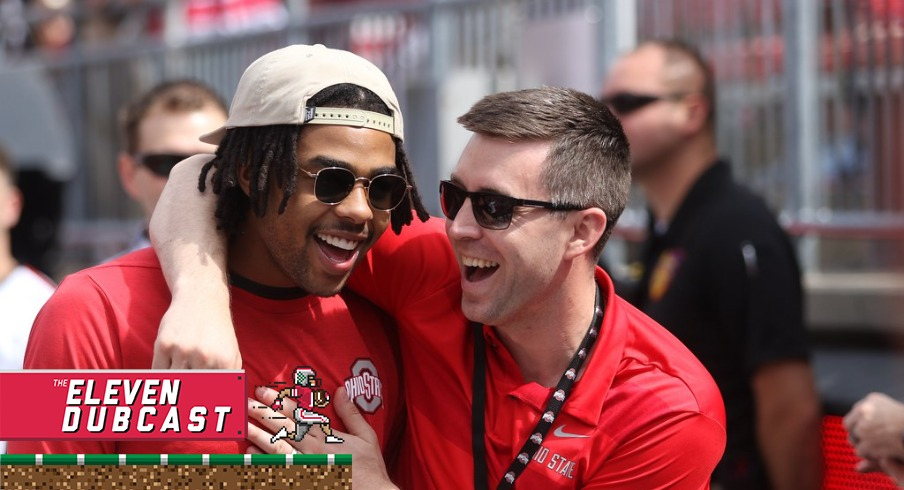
[
  {"x1": 0, "y1": 184, "x2": 23, "y2": 229},
  {"x1": 237, "y1": 160, "x2": 253, "y2": 197},
  {"x1": 118, "y1": 152, "x2": 141, "y2": 200},
  {"x1": 563, "y1": 208, "x2": 607, "y2": 261},
  {"x1": 679, "y1": 92, "x2": 709, "y2": 135}
]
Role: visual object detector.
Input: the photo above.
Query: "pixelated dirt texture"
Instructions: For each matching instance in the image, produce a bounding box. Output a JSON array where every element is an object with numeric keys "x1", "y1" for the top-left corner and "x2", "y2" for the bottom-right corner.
[{"x1": 1, "y1": 465, "x2": 351, "y2": 489}]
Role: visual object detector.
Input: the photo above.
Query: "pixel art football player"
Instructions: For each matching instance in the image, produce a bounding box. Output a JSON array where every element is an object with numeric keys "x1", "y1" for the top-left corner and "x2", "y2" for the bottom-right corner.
[{"x1": 270, "y1": 366, "x2": 344, "y2": 444}]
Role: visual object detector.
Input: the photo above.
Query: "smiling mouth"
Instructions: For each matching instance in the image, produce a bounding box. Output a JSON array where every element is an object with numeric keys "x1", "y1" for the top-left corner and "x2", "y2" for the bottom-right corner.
[
  {"x1": 316, "y1": 233, "x2": 363, "y2": 262},
  {"x1": 462, "y1": 255, "x2": 499, "y2": 281}
]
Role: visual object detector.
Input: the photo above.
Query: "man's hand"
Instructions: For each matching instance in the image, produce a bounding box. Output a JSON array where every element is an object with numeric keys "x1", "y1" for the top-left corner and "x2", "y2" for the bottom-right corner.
[
  {"x1": 247, "y1": 386, "x2": 397, "y2": 490},
  {"x1": 152, "y1": 294, "x2": 240, "y2": 369},
  {"x1": 845, "y1": 392, "x2": 904, "y2": 461}
]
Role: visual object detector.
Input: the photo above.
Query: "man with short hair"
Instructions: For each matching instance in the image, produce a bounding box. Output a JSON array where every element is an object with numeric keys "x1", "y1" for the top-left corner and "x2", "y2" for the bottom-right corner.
[
  {"x1": 116, "y1": 79, "x2": 227, "y2": 254},
  {"x1": 151, "y1": 86, "x2": 727, "y2": 488},
  {"x1": 9, "y1": 45, "x2": 428, "y2": 465},
  {"x1": 599, "y1": 39, "x2": 823, "y2": 489}
]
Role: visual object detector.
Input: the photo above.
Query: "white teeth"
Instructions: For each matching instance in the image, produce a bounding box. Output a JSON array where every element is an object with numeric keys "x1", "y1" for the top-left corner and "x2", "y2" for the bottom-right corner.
[
  {"x1": 317, "y1": 233, "x2": 360, "y2": 251},
  {"x1": 462, "y1": 256, "x2": 499, "y2": 268}
]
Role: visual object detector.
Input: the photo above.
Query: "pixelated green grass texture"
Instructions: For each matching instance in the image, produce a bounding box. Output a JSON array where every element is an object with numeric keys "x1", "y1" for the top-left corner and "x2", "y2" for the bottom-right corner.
[{"x1": 0, "y1": 454, "x2": 351, "y2": 465}]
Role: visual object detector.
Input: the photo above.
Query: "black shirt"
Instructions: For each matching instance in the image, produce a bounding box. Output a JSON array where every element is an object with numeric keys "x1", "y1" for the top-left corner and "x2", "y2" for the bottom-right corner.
[{"x1": 627, "y1": 160, "x2": 810, "y2": 489}]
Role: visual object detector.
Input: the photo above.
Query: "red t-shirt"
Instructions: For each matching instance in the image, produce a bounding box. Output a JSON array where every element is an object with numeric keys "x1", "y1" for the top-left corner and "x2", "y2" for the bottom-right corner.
[
  {"x1": 8, "y1": 249, "x2": 403, "y2": 456},
  {"x1": 351, "y1": 217, "x2": 726, "y2": 489}
]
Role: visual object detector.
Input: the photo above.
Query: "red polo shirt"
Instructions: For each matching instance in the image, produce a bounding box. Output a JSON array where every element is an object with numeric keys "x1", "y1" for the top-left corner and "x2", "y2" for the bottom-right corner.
[{"x1": 351, "y1": 218, "x2": 726, "y2": 489}]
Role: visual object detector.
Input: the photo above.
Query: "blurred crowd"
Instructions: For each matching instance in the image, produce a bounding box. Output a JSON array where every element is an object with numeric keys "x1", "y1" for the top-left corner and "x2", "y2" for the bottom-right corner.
[
  {"x1": 0, "y1": 0, "x2": 290, "y2": 58},
  {"x1": 0, "y1": 0, "x2": 418, "y2": 59}
]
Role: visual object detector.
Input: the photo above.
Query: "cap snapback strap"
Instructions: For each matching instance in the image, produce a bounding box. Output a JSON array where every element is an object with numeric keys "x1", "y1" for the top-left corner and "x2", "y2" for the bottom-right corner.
[{"x1": 303, "y1": 107, "x2": 395, "y2": 136}]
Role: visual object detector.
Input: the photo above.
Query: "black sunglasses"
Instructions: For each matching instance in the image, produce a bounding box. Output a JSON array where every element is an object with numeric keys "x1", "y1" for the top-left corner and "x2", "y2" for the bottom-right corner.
[
  {"x1": 439, "y1": 180, "x2": 584, "y2": 230},
  {"x1": 135, "y1": 153, "x2": 191, "y2": 177},
  {"x1": 300, "y1": 167, "x2": 410, "y2": 211},
  {"x1": 600, "y1": 92, "x2": 687, "y2": 116}
]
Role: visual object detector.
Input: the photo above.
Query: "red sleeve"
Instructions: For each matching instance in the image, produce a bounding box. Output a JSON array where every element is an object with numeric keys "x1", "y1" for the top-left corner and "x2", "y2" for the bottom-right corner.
[
  {"x1": 584, "y1": 413, "x2": 725, "y2": 489},
  {"x1": 5, "y1": 273, "x2": 119, "y2": 455},
  {"x1": 348, "y1": 217, "x2": 459, "y2": 315}
]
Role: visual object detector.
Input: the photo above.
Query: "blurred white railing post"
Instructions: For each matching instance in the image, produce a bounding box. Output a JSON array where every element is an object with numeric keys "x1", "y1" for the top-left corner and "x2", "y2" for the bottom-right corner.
[
  {"x1": 597, "y1": 0, "x2": 636, "y2": 81},
  {"x1": 783, "y1": 0, "x2": 822, "y2": 272}
]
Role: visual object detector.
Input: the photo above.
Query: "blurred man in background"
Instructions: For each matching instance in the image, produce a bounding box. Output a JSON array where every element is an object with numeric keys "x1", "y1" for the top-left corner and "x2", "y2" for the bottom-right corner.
[
  {"x1": 115, "y1": 79, "x2": 227, "y2": 255},
  {"x1": 0, "y1": 142, "x2": 55, "y2": 453},
  {"x1": 599, "y1": 39, "x2": 823, "y2": 490}
]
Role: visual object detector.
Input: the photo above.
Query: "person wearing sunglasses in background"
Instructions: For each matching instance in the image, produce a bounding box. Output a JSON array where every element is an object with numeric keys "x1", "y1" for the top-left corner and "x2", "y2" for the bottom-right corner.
[
  {"x1": 149, "y1": 85, "x2": 726, "y2": 488},
  {"x1": 112, "y1": 79, "x2": 228, "y2": 258},
  {"x1": 8, "y1": 45, "x2": 429, "y2": 476},
  {"x1": 600, "y1": 39, "x2": 823, "y2": 490}
]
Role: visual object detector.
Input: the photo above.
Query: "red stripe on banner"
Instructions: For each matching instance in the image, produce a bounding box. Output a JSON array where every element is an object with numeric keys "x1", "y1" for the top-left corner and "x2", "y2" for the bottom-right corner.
[{"x1": 0, "y1": 371, "x2": 246, "y2": 441}]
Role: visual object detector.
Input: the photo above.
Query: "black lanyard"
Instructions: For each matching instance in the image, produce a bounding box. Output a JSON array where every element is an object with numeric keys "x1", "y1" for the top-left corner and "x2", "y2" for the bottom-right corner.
[{"x1": 472, "y1": 285, "x2": 604, "y2": 489}]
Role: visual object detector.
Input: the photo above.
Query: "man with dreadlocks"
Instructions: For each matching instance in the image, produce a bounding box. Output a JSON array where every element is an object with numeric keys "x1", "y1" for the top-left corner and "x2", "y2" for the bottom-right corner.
[{"x1": 9, "y1": 45, "x2": 428, "y2": 467}]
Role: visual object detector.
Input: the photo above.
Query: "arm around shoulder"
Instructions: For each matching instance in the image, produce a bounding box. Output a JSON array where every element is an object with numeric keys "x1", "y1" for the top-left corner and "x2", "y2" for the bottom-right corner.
[{"x1": 148, "y1": 154, "x2": 238, "y2": 369}]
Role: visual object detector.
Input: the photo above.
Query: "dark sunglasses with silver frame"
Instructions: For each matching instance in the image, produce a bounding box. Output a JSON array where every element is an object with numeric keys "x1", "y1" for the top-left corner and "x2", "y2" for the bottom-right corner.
[
  {"x1": 300, "y1": 166, "x2": 411, "y2": 211},
  {"x1": 134, "y1": 153, "x2": 192, "y2": 178},
  {"x1": 439, "y1": 180, "x2": 584, "y2": 230}
]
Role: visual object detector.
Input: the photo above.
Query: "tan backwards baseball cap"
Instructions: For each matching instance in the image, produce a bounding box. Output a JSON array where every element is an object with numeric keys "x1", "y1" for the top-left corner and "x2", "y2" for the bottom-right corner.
[{"x1": 200, "y1": 44, "x2": 404, "y2": 144}]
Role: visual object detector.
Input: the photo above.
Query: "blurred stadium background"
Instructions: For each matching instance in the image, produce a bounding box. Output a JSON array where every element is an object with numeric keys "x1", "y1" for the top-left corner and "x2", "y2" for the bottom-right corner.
[{"x1": 1, "y1": 1, "x2": 902, "y2": 487}]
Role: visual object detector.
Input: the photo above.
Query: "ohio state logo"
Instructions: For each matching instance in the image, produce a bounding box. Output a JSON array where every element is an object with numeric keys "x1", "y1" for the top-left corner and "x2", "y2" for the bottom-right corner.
[{"x1": 344, "y1": 359, "x2": 383, "y2": 414}]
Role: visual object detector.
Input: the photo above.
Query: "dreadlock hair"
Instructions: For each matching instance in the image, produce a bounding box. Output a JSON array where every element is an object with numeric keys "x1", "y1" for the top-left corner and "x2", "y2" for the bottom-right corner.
[{"x1": 199, "y1": 83, "x2": 429, "y2": 237}]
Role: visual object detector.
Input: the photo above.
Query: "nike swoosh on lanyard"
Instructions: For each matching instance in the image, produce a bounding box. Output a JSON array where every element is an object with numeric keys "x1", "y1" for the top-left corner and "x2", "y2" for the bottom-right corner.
[{"x1": 553, "y1": 425, "x2": 590, "y2": 438}]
